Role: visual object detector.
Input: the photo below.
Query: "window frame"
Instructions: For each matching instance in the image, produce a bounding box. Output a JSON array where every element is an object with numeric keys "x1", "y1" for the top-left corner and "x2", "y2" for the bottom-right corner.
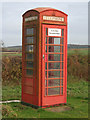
[
  {"x1": 24, "y1": 26, "x2": 36, "y2": 77},
  {"x1": 45, "y1": 27, "x2": 64, "y2": 96}
]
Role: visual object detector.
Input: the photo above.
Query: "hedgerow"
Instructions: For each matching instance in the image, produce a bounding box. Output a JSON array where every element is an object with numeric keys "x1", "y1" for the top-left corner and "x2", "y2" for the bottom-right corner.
[
  {"x1": 2, "y1": 56, "x2": 22, "y2": 85},
  {"x1": 2, "y1": 53, "x2": 88, "y2": 85},
  {"x1": 67, "y1": 54, "x2": 88, "y2": 81}
]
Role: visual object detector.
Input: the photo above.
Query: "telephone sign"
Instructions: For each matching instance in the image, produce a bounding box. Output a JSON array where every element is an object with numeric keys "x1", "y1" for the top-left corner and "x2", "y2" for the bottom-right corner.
[{"x1": 48, "y1": 28, "x2": 61, "y2": 36}]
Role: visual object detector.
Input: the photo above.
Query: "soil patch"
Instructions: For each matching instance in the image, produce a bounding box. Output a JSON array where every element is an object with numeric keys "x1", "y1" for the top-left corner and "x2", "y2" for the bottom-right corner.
[{"x1": 45, "y1": 105, "x2": 71, "y2": 112}]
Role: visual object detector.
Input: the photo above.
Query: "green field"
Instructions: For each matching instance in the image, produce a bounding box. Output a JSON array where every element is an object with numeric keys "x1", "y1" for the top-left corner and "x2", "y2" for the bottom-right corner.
[
  {"x1": 2, "y1": 52, "x2": 22, "y2": 56},
  {"x1": 68, "y1": 48, "x2": 88, "y2": 55},
  {"x1": 2, "y1": 49, "x2": 88, "y2": 118},
  {"x1": 2, "y1": 48, "x2": 89, "y2": 57}
]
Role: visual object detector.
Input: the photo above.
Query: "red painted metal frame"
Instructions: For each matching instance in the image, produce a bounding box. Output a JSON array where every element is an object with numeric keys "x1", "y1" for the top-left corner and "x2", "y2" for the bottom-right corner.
[
  {"x1": 41, "y1": 24, "x2": 67, "y2": 106},
  {"x1": 22, "y1": 7, "x2": 67, "y2": 108}
]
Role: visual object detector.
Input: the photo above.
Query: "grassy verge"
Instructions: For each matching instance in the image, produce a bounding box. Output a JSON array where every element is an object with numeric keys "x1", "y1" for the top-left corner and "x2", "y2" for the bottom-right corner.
[
  {"x1": 2, "y1": 76, "x2": 88, "y2": 118},
  {"x1": 2, "y1": 84, "x2": 21, "y2": 101},
  {"x1": 2, "y1": 97, "x2": 88, "y2": 118},
  {"x1": 2, "y1": 76, "x2": 88, "y2": 101},
  {"x1": 67, "y1": 76, "x2": 88, "y2": 99}
]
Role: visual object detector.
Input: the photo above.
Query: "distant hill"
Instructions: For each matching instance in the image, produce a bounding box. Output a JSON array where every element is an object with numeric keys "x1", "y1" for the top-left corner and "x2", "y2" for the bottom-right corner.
[
  {"x1": 2, "y1": 44, "x2": 90, "y2": 52},
  {"x1": 68, "y1": 44, "x2": 89, "y2": 49},
  {"x1": 2, "y1": 46, "x2": 22, "y2": 52}
]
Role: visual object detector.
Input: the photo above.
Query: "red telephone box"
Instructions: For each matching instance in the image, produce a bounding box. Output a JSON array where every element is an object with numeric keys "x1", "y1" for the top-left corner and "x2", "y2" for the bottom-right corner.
[{"x1": 22, "y1": 7, "x2": 68, "y2": 108}]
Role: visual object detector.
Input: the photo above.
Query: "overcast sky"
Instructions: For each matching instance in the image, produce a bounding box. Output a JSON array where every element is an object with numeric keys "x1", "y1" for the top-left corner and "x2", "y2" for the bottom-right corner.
[{"x1": 1, "y1": 2, "x2": 88, "y2": 47}]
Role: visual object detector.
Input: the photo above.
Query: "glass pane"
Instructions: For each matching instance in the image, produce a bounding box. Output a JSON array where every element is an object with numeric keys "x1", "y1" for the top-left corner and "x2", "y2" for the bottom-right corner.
[
  {"x1": 62, "y1": 37, "x2": 64, "y2": 44},
  {"x1": 45, "y1": 62, "x2": 47, "y2": 70},
  {"x1": 48, "y1": 54, "x2": 60, "y2": 61},
  {"x1": 45, "y1": 46, "x2": 47, "y2": 52},
  {"x1": 49, "y1": 46, "x2": 60, "y2": 53},
  {"x1": 26, "y1": 53, "x2": 33, "y2": 60},
  {"x1": 26, "y1": 28, "x2": 34, "y2": 35},
  {"x1": 48, "y1": 71, "x2": 60, "y2": 78},
  {"x1": 45, "y1": 80, "x2": 47, "y2": 87},
  {"x1": 45, "y1": 88, "x2": 47, "y2": 96},
  {"x1": 62, "y1": 29, "x2": 64, "y2": 36},
  {"x1": 26, "y1": 61, "x2": 33, "y2": 68},
  {"x1": 48, "y1": 79, "x2": 60, "y2": 87},
  {"x1": 46, "y1": 37, "x2": 47, "y2": 44},
  {"x1": 62, "y1": 54, "x2": 64, "y2": 61},
  {"x1": 26, "y1": 37, "x2": 34, "y2": 44},
  {"x1": 49, "y1": 37, "x2": 60, "y2": 44},
  {"x1": 48, "y1": 62, "x2": 60, "y2": 69},
  {"x1": 26, "y1": 69, "x2": 33, "y2": 75},
  {"x1": 62, "y1": 71, "x2": 63, "y2": 77},
  {"x1": 26, "y1": 45, "x2": 33, "y2": 52},
  {"x1": 62, "y1": 46, "x2": 64, "y2": 53},
  {"x1": 46, "y1": 28, "x2": 48, "y2": 35},
  {"x1": 45, "y1": 71, "x2": 47, "y2": 78},
  {"x1": 62, "y1": 62, "x2": 63, "y2": 69},
  {"x1": 48, "y1": 88, "x2": 60, "y2": 95}
]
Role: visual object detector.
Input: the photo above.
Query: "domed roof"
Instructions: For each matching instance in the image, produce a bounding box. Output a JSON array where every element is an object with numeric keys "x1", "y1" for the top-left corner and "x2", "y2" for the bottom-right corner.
[
  {"x1": 23, "y1": 7, "x2": 68, "y2": 16},
  {"x1": 32, "y1": 7, "x2": 56, "y2": 13}
]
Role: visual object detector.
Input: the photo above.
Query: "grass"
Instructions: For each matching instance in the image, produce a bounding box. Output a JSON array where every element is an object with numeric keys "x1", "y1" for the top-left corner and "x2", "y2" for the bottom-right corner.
[
  {"x1": 67, "y1": 76, "x2": 88, "y2": 99},
  {"x1": 2, "y1": 76, "x2": 88, "y2": 101},
  {"x1": 2, "y1": 76, "x2": 88, "y2": 118},
  {"x1": 68, "y1": 48, "x2": 88, "y2": 55},
  {"x1": 2, "y1": 97, "x2": 88, "y2": 118},
  {"x1": 2, "y1": 84, "x2": 21, "y2": 101}
]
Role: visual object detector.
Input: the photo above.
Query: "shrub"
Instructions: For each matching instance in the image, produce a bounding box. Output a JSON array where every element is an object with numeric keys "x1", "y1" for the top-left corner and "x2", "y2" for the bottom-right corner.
[
  {"x1": 67, "y1": 53, "x2": 88, "y2": 81},
  {"x1": 2, "y1": 56, "x2": 22, "y2": 85}
]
